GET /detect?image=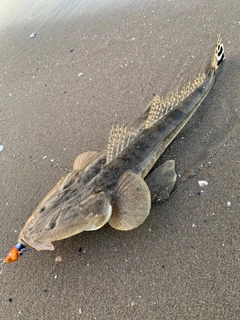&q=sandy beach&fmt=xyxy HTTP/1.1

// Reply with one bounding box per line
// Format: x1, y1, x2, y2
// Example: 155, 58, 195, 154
0, 0, 239, 319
